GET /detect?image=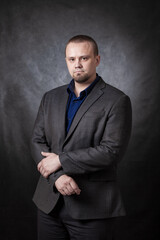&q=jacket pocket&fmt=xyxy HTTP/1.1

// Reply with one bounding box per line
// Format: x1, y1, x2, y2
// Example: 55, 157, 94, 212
84, 110, 105, 118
